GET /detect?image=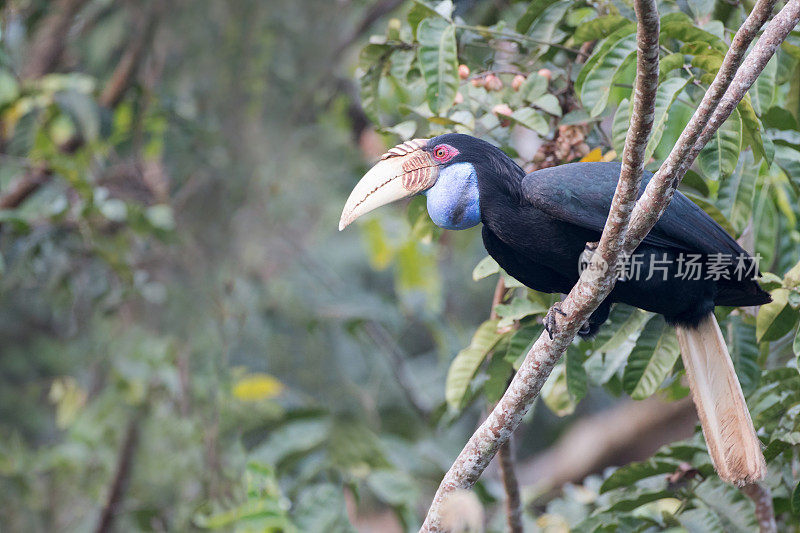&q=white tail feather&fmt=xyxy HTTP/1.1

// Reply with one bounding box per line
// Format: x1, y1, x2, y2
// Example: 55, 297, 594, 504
676, 314, 766, 486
